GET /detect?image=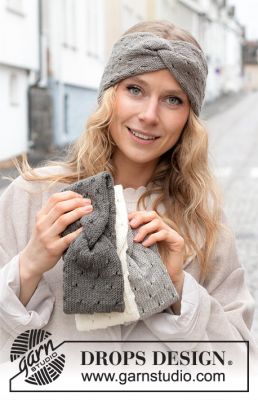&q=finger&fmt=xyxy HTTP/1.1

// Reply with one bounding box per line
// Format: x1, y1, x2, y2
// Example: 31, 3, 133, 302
37, 196, 91, 231
128, 211, 151, 220
128, 211, 139, 219
48, 205, 93, 237
129, 210, 159, 228
133, 218, 162, 242
53, 227, 84, 254
141, 230, 169, 247
60, 227, 83, 251
41, 197, 92, 227
40, 191, 85, 215
142, 230, 184, 252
